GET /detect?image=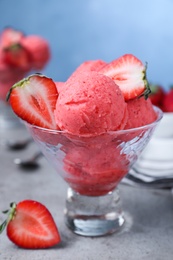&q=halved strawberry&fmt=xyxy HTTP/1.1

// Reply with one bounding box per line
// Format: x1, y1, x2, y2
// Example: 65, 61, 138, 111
7, 74, 59, 129
2, 43, 31, 70
0, 200, 61, 249
99, 54, 151, 100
